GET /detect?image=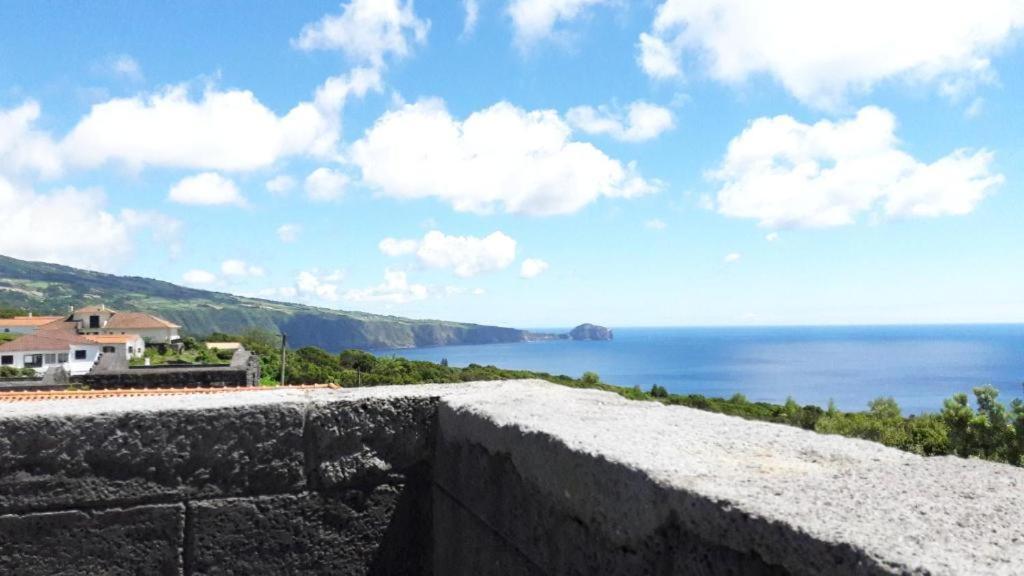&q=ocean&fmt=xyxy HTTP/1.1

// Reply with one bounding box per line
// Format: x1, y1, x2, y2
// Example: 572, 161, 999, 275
387, 325, 1024, 414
